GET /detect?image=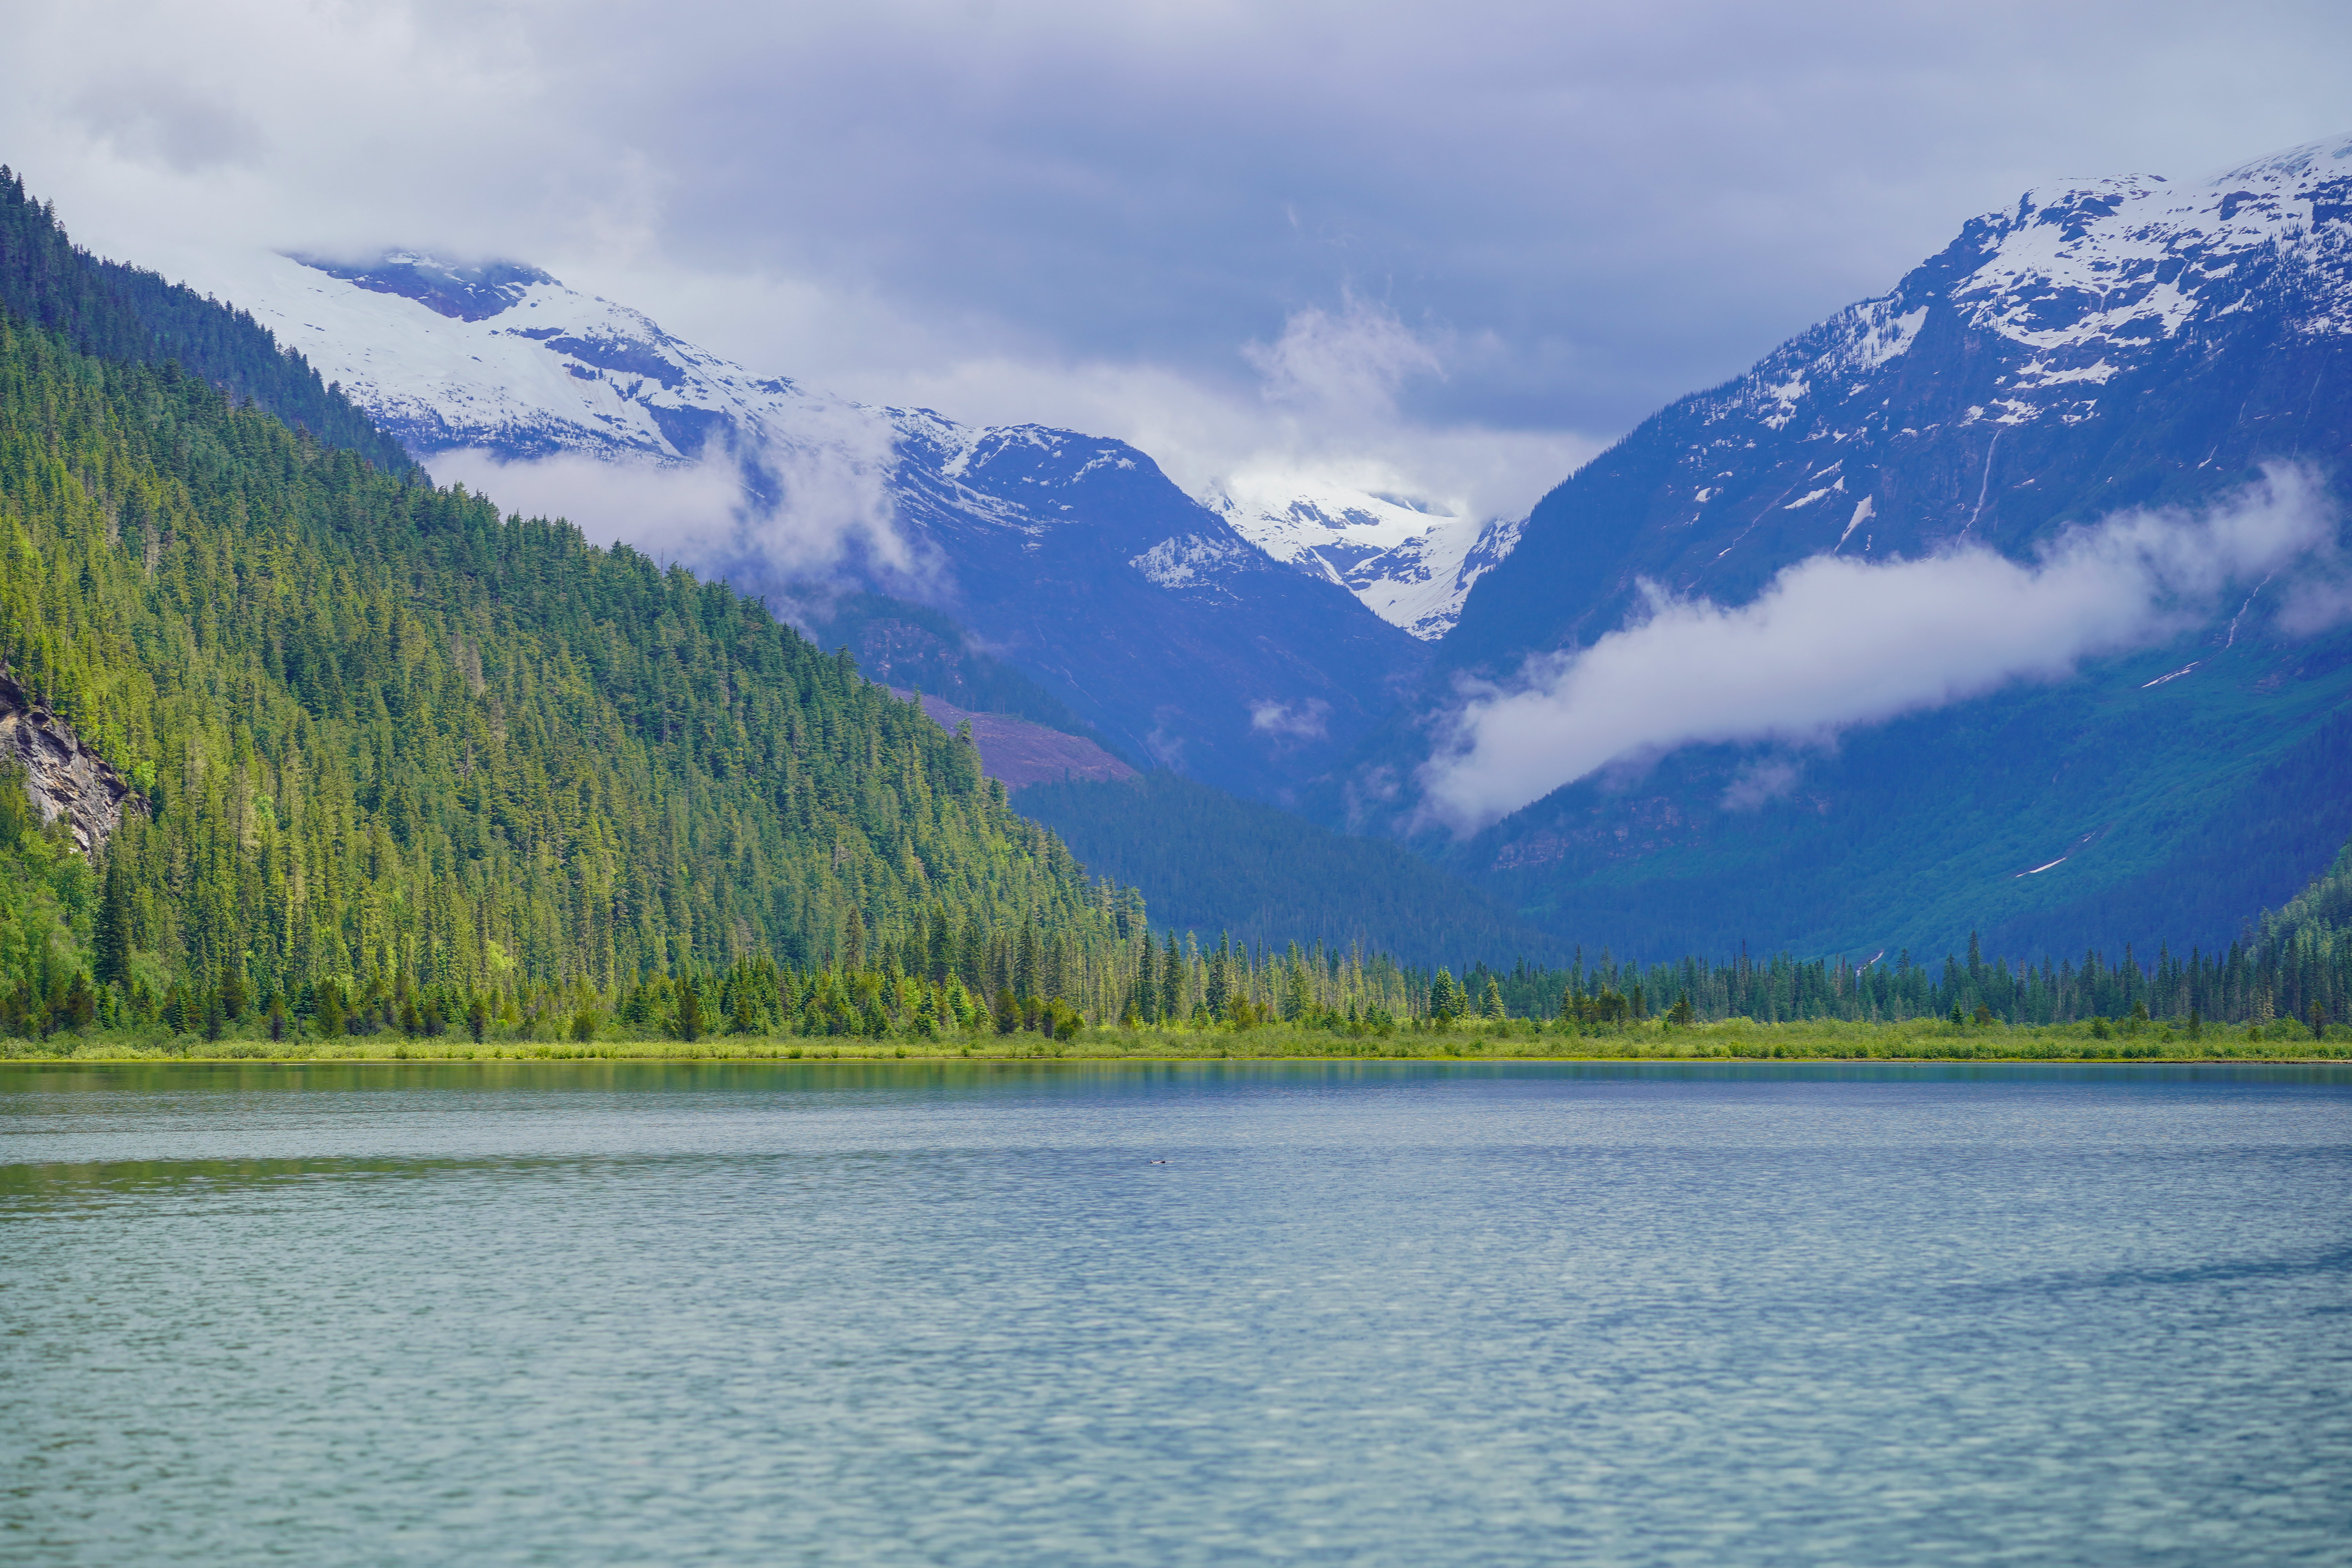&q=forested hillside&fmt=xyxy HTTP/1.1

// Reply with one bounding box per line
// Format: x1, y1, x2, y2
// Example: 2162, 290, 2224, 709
0, 305, 1145, 1040
0, 169, 413, 475
786, 589, 1126, 757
